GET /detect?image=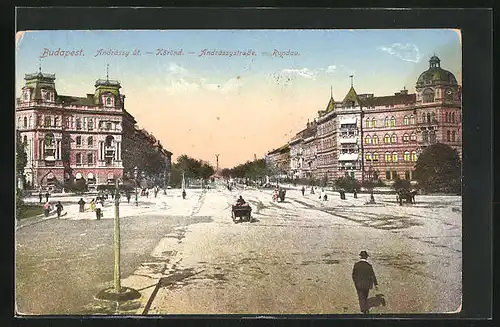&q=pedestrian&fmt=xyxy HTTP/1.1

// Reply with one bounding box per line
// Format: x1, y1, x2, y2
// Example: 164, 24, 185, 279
354, 189, 358, 199
89, 199, 96, 211
323, 194, 328, 201
126, 192, 131, 204
146, 189, 149, 198
78, 198, 86, 212
95, 201, 103, 220
45, 191, 50, 203
43, 201, 51, 217
370, 193, 375, 204
310, 187, 315, 195
111, 192, 115, 200
352, 250, 379, 314
38, 191, 43, 204
182, 189, 186, 199
55, 201, 64, 219
301, 186, 305, 196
